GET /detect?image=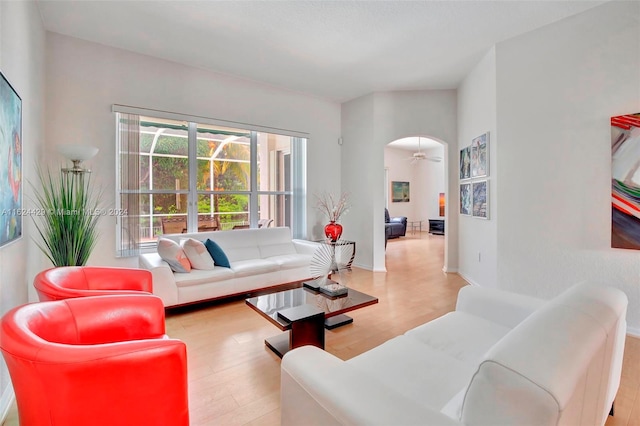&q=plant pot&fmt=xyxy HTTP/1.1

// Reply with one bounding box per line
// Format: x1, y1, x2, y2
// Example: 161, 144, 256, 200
324, 221, 343, 242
